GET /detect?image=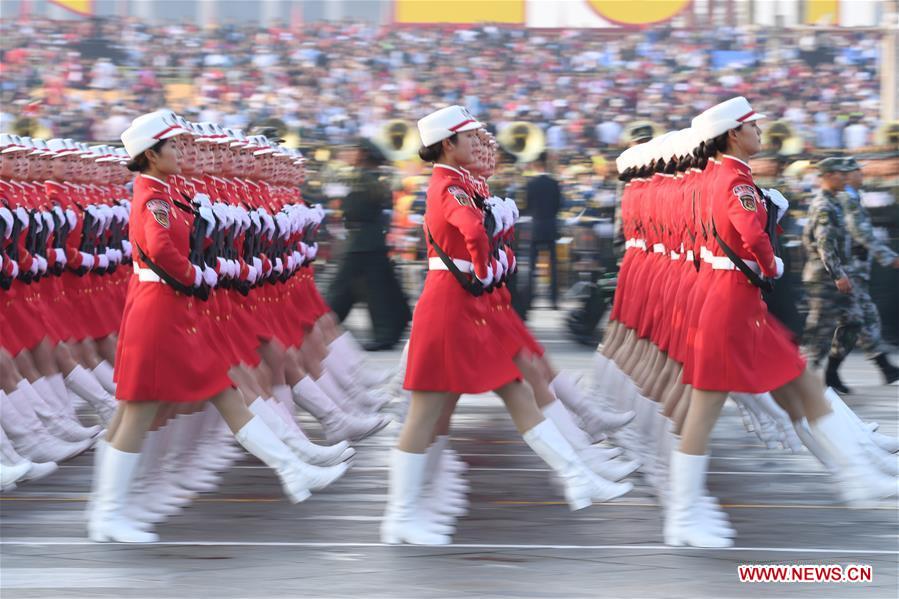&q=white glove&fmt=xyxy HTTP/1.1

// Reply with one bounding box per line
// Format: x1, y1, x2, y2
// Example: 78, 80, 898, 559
52, 205, 65, 225
246, 265, 258, 284
10, 259, 19, 278
43, 210, 57, 232
286, 254, 296, 271
497, 249, 509, 273
54, 248, 66, 266
506, 198, 520, 222
15, 206, 29, 227
0, 207, 14, 236
216, 257, 228, 277
212, 203, 231, 228
199, 206, 216, 237
494, 256, 505, 282
260, 212, 275, 238
65, 208, 77, 230
121, 240, 132, 258
79, 252, 94, 269
774, 256, 784, 279
292, 250, 302, 267
307, 242, 318, 262
192, 192, 212, 207
275, 213, 291, 238
274, 257, 284, 274
252, 256, 263, 275
202, 265, 218, 287
510, 253, 517, 273
476, 262, 494, 288
765, 188, 790, 223
193, 265, 203, 287
96, 254, 109, 270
